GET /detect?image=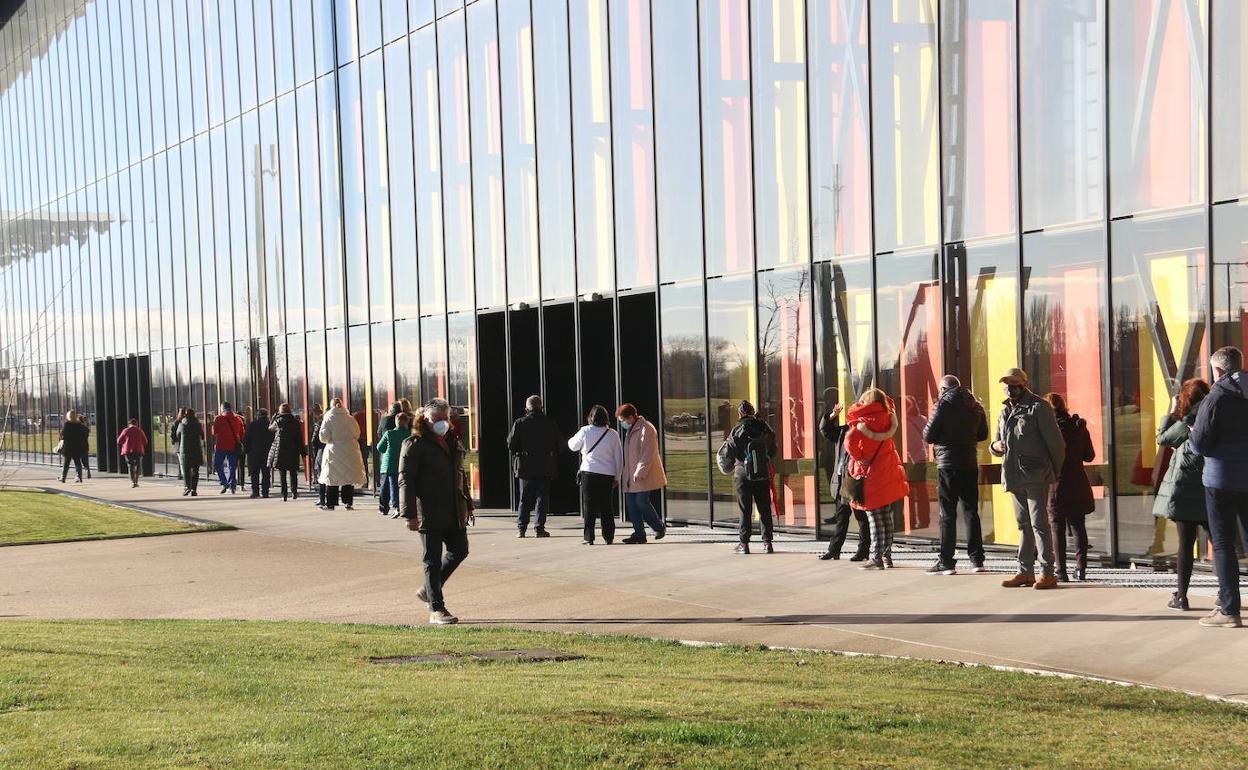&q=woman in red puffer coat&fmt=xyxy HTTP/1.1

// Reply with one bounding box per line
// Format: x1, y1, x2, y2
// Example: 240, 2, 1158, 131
844, 389, 910, 570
